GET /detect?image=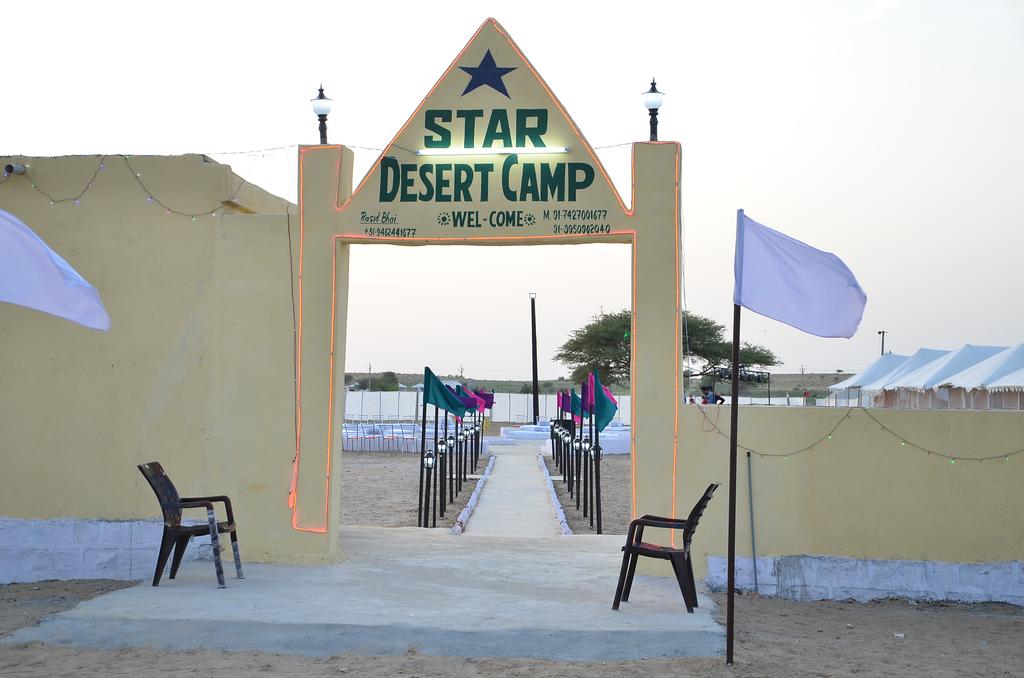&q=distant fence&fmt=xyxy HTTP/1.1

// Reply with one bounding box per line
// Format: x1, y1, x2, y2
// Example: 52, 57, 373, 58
342, 391, 632, 426
339, 391, 814, 451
